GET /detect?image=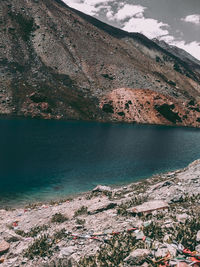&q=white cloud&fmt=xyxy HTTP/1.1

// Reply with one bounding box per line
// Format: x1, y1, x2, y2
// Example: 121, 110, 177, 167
181, 14, 200, 25
61, 1, 200, 61
114, 4, 146, 21
159, 35, 200, 61
106, 10, 114, 20
171, 40, 200, 60
159, 35, 175, 43
62, 0, 114, 16
110, 3, 169, 40
123, 17, 169, 39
